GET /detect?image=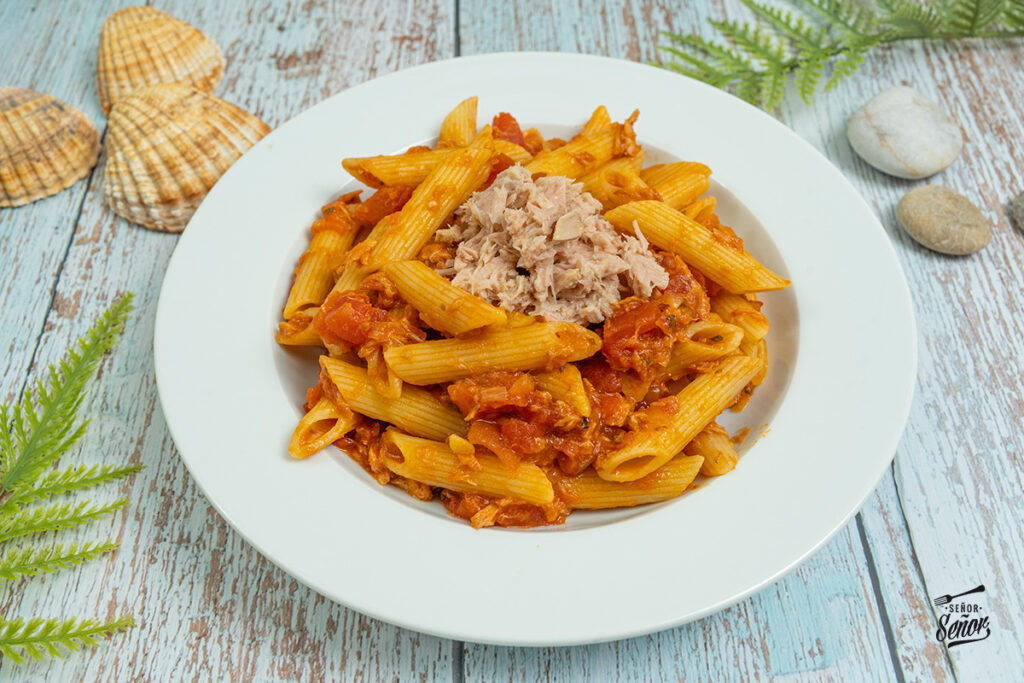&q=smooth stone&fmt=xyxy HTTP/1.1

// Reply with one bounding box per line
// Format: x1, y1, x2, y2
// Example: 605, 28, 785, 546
1010, 191, 1024, 230
847, 86, 963, 179
897, 185, 990, 255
